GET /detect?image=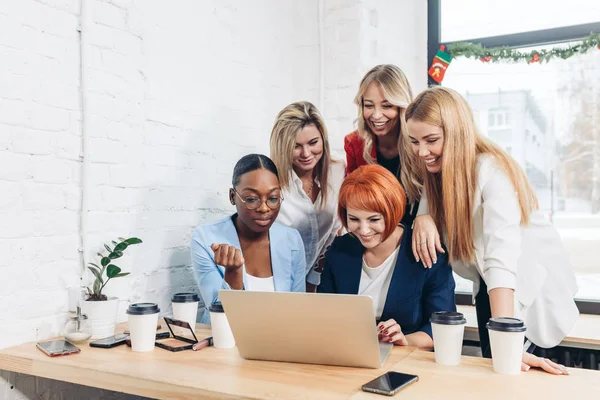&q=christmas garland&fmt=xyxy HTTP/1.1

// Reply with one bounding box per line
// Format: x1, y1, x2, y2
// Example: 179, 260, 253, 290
447, 32, 600, 64
428, 32, 600, 83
